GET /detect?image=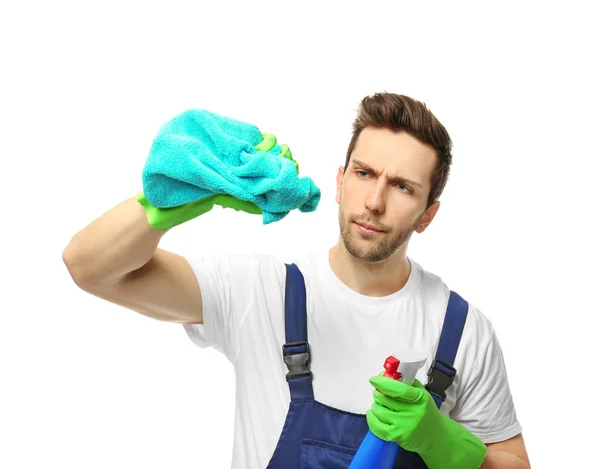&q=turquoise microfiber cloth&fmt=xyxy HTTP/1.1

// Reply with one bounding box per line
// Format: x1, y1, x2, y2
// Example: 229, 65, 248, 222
141, 109, 321, 224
